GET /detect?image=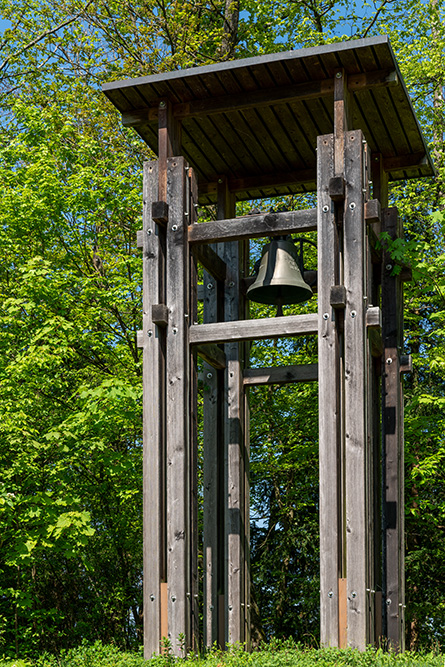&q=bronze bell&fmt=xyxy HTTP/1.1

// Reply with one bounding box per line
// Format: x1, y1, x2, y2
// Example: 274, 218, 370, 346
247, 236, 313, 307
